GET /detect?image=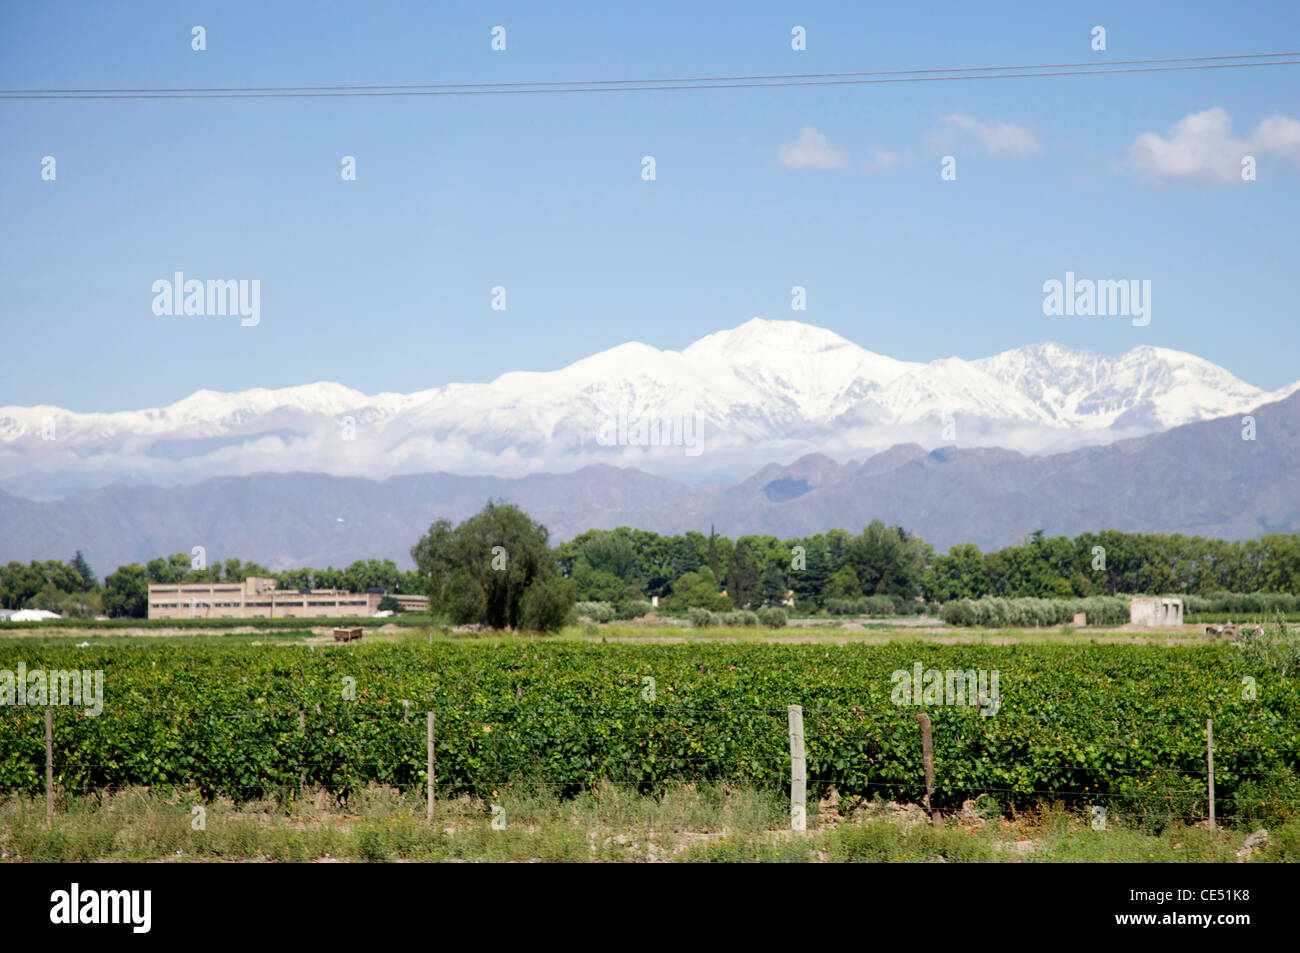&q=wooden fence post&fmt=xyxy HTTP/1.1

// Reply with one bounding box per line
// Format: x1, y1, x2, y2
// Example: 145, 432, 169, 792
788, 704, 806, 831
916, 712, 941, 828
45, 708, 54, 828
427, 712, 436, 823
1207, 718, 1215, 832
